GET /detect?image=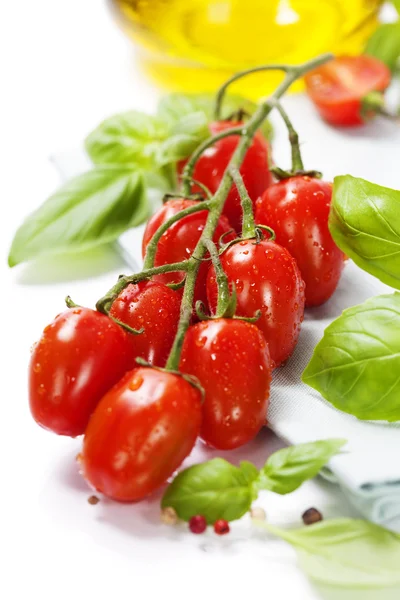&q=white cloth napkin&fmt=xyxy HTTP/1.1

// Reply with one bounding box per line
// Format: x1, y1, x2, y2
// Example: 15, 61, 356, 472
52, 149, 400, 531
